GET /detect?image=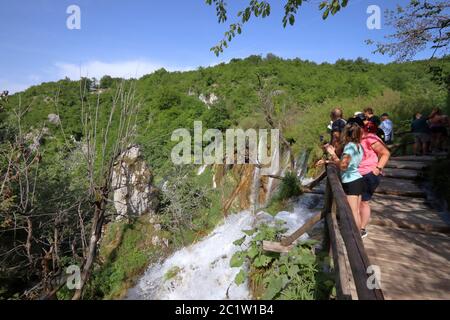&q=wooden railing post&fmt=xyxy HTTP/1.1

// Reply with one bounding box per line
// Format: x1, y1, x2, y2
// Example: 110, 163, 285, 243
325, 164, 384, 300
